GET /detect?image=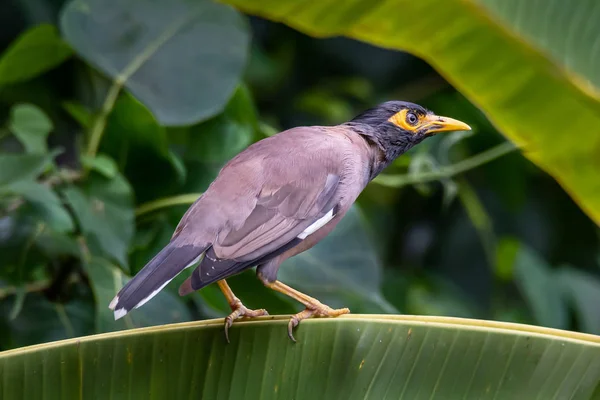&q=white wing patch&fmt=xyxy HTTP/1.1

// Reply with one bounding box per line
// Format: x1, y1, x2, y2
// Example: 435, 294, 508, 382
297, 208, 335, 239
